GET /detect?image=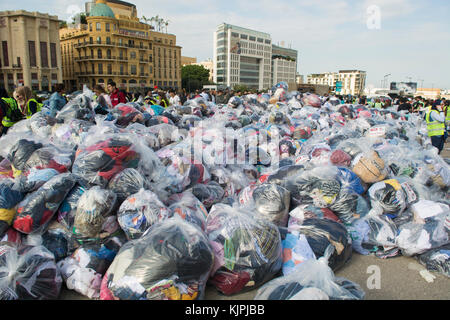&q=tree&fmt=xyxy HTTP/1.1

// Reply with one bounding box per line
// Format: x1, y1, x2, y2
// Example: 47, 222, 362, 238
182, 65, 210, 92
